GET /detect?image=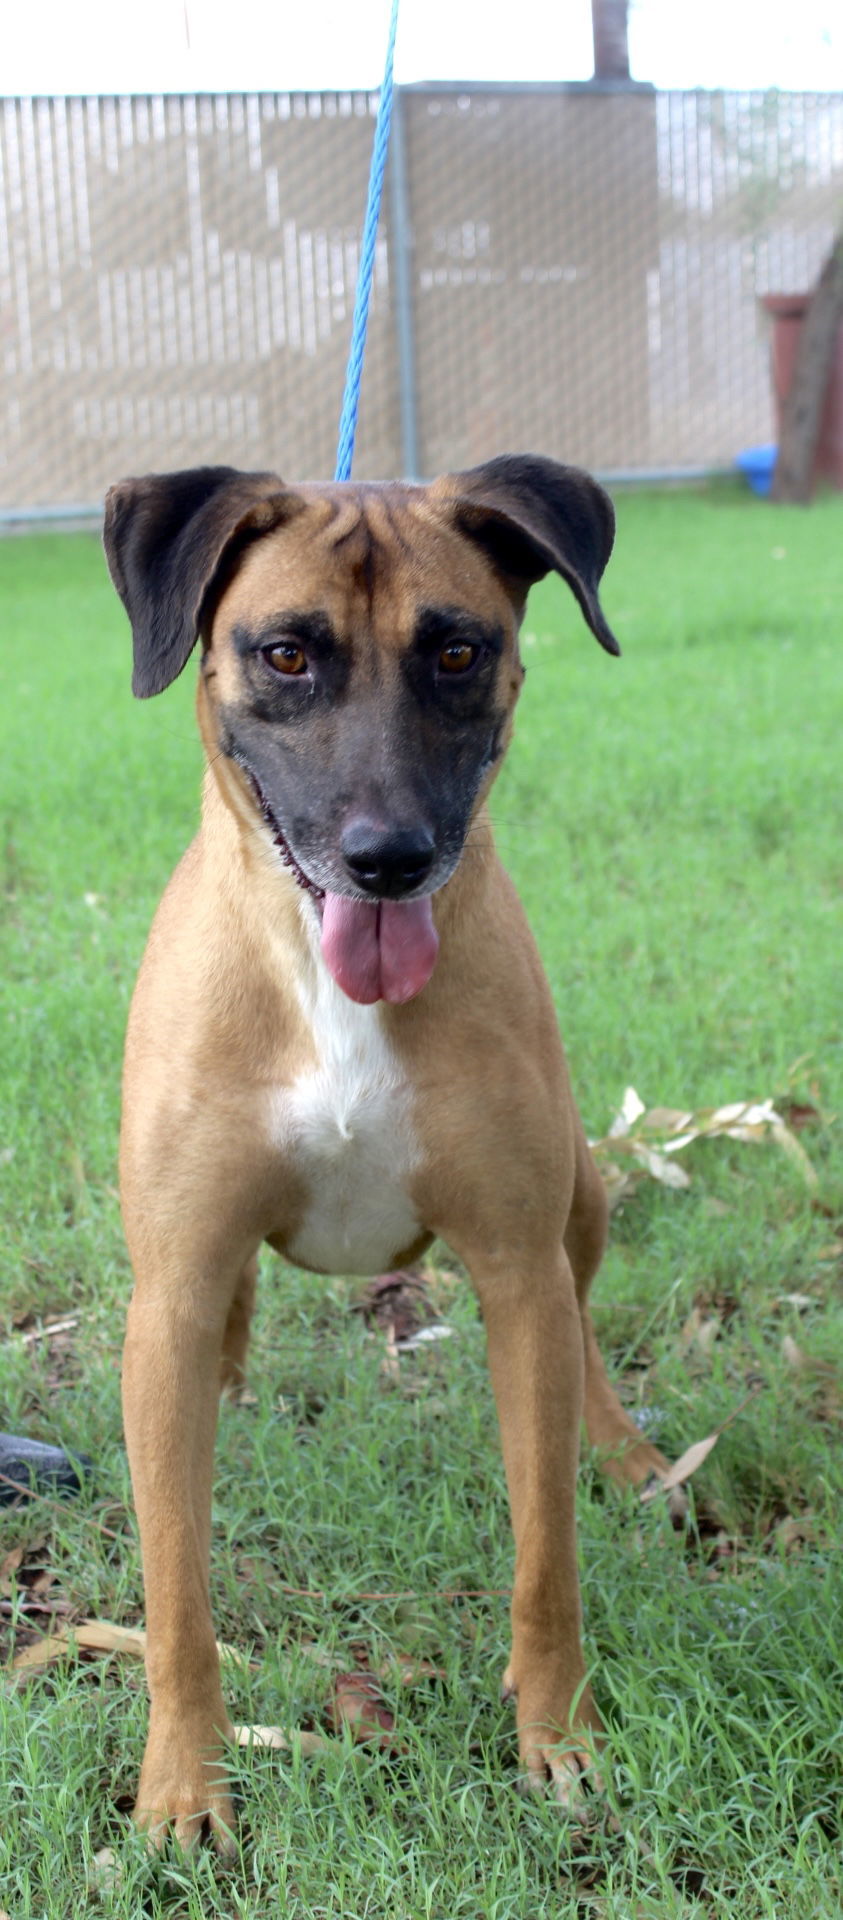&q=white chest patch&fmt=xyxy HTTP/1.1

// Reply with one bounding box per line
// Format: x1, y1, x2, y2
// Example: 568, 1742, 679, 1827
269, 943, 422, 1275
